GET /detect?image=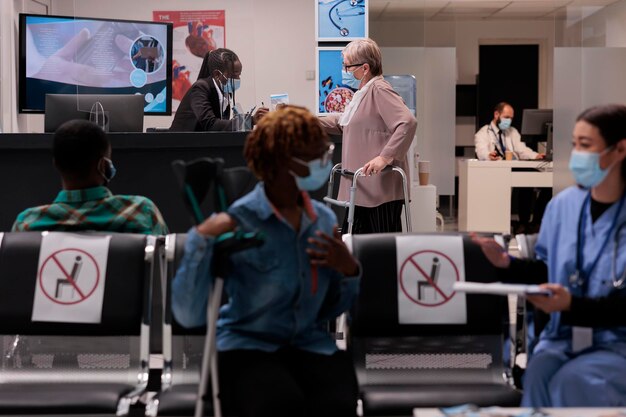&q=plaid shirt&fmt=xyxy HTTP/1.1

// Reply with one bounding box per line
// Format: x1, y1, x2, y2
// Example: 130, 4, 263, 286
12, 186, 168, 235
